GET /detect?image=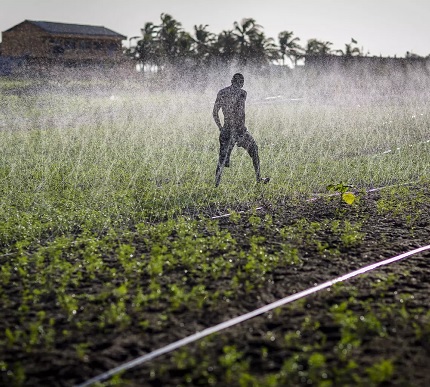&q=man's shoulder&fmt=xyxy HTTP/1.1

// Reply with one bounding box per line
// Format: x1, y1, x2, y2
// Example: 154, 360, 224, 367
217, 86, 247, 97
217, 86, 231, 96
237, 88, 247, 100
